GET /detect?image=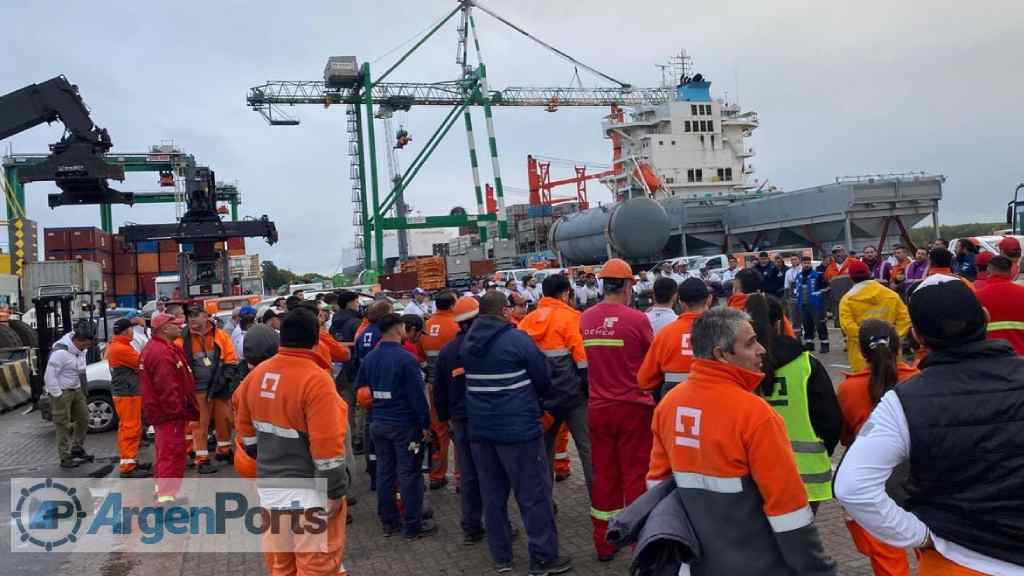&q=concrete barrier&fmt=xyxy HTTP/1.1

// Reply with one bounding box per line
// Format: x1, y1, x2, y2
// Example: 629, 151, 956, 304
0, 359, 32, 412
